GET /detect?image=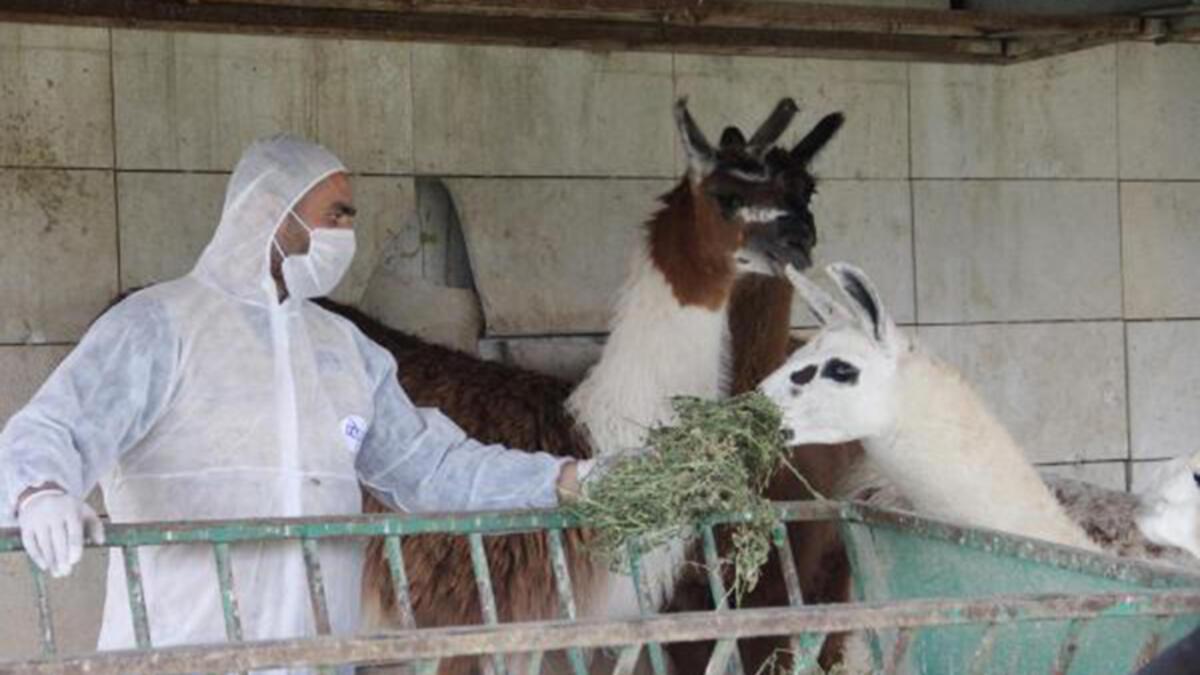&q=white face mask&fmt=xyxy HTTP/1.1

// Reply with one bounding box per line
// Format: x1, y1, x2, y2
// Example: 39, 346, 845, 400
275, 210, 357, 300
